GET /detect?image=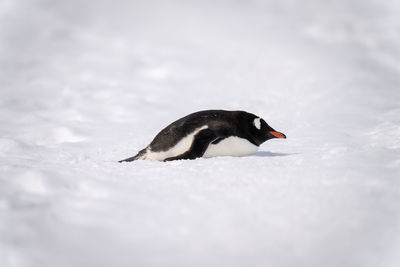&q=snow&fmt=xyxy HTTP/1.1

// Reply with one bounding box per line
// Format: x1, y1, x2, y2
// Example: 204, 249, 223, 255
1, 0, 400, 266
